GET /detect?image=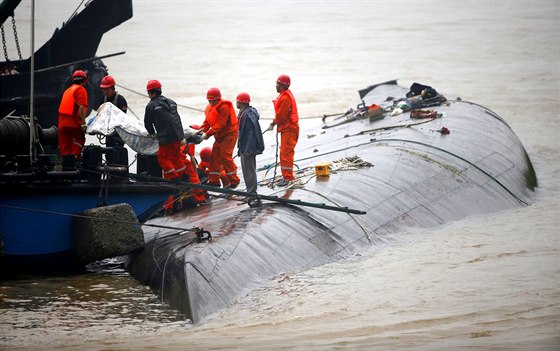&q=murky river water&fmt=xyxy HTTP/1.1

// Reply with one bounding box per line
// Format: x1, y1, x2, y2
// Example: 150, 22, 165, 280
1, 1, 558, 350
